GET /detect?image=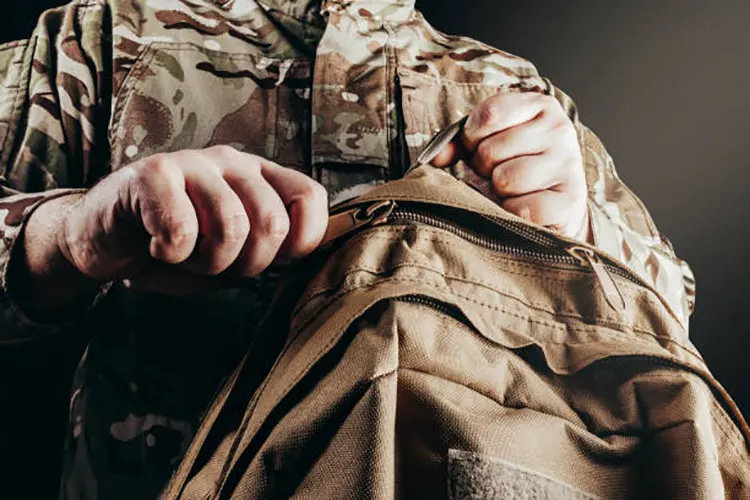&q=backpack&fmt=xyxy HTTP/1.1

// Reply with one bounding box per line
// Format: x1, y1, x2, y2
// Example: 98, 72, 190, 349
162, 120, 750, 500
